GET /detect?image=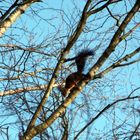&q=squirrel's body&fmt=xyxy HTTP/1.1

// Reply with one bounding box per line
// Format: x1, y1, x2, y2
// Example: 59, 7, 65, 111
59, 49, 93, 97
